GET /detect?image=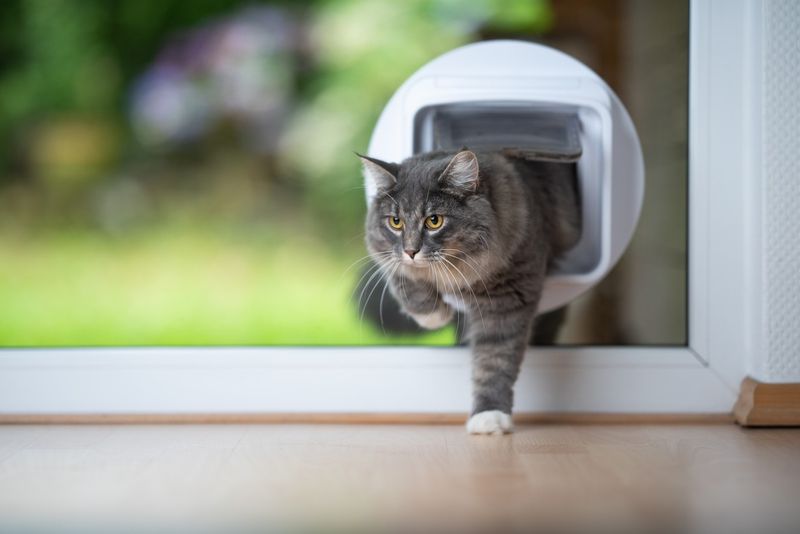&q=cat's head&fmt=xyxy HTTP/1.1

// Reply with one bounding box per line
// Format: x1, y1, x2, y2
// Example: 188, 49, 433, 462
362, 150, 495, 283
